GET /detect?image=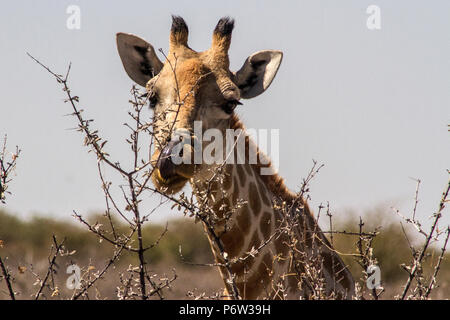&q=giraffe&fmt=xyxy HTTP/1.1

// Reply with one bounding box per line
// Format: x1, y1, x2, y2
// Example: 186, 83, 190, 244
116, 16, 355, 299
